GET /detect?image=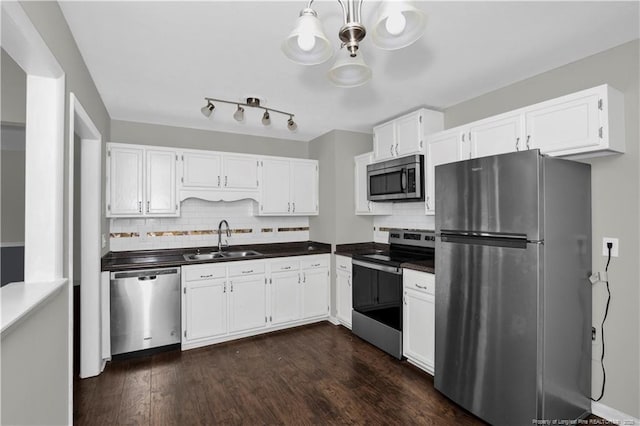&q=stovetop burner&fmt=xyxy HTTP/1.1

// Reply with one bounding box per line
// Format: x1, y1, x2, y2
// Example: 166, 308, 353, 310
353, 229, 435, 267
